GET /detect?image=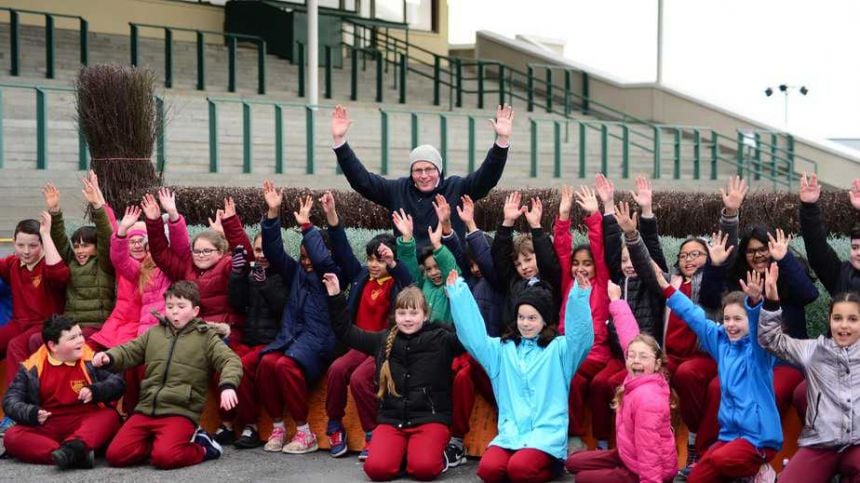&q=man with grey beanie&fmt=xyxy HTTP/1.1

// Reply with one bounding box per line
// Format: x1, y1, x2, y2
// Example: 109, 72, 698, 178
330, 104, 514, 248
